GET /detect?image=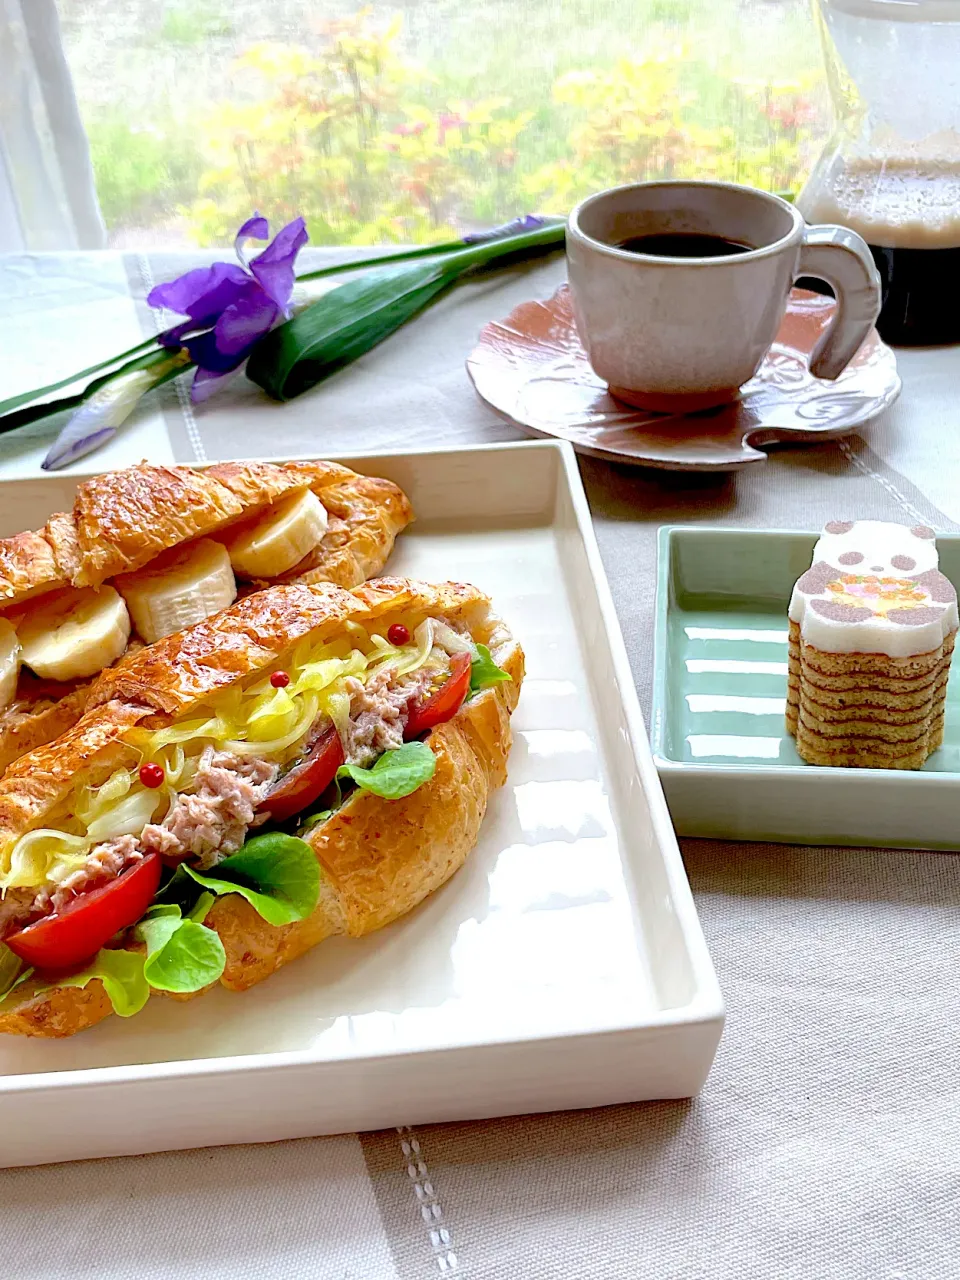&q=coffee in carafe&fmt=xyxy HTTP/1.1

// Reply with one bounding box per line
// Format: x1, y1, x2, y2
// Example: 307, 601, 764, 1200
799, 154, 960, 345
797, 0, 960, 345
